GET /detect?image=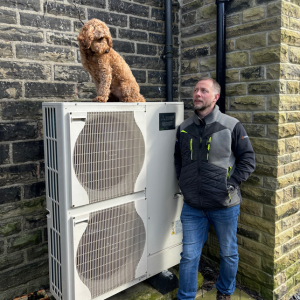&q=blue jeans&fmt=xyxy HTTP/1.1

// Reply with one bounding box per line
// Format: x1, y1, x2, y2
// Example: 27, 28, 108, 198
177, 203, 240, 300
